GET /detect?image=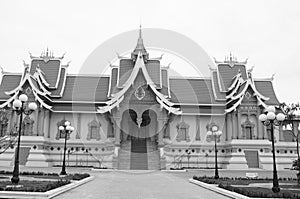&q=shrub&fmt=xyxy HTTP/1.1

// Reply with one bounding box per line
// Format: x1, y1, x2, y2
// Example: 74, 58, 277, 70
70, 173, 90, 181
